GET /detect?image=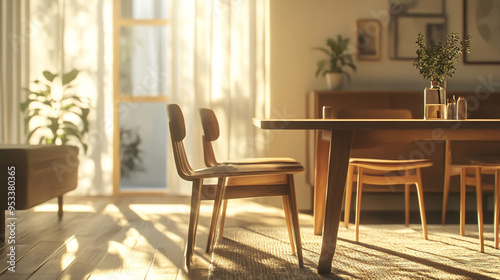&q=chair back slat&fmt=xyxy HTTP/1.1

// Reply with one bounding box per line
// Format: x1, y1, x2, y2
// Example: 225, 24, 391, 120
199, 108, 220, 140
202, 135, 218, 166
167, 104, 193, 180
167, 104, 186, 141
199, 108, 220, 166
